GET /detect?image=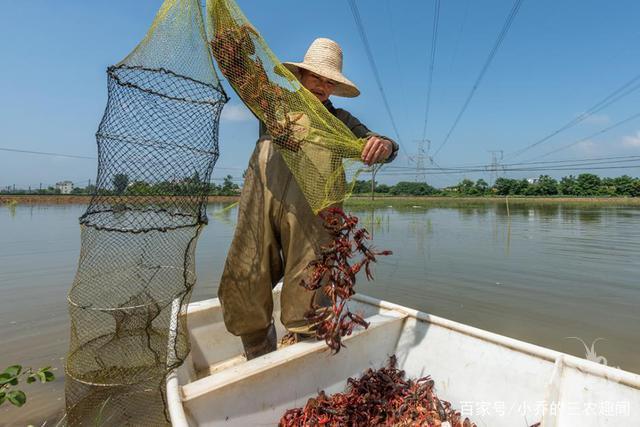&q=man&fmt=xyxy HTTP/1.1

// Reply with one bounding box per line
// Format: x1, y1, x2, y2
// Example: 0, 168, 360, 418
218, 38, 399, 359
